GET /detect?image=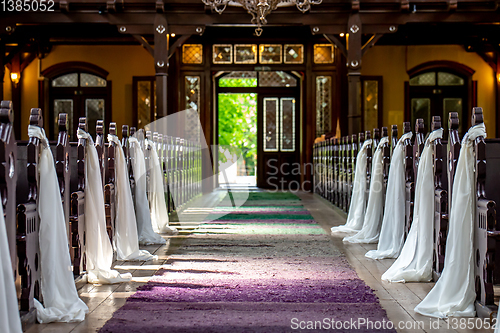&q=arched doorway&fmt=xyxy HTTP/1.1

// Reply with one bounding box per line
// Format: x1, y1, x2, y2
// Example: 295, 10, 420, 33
405, 61, 476, 135
40, 62, 112, 140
